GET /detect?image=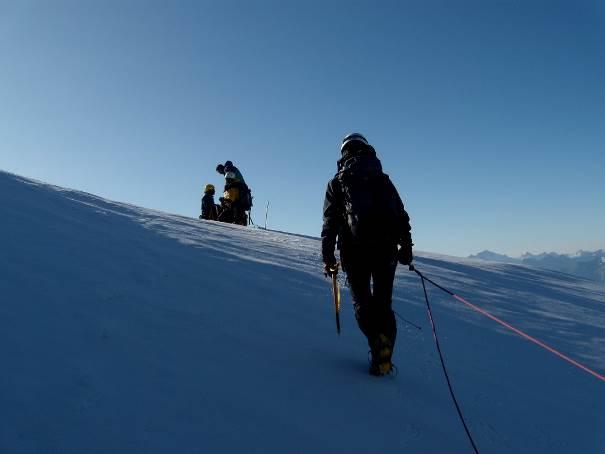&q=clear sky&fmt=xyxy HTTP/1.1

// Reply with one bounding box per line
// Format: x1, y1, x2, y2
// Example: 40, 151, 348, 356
1, 0, 603, 257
